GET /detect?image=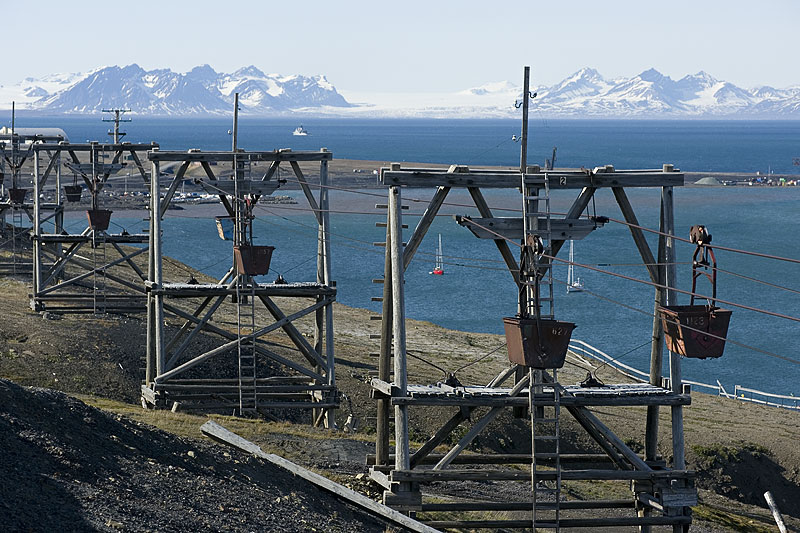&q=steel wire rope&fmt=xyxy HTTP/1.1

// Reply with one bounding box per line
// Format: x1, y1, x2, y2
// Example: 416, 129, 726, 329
452, 216, 800, 368
461, 216, 800, 324
549, 274, 800, 368
276, 174, 522, 213
253, 203, 511, 267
